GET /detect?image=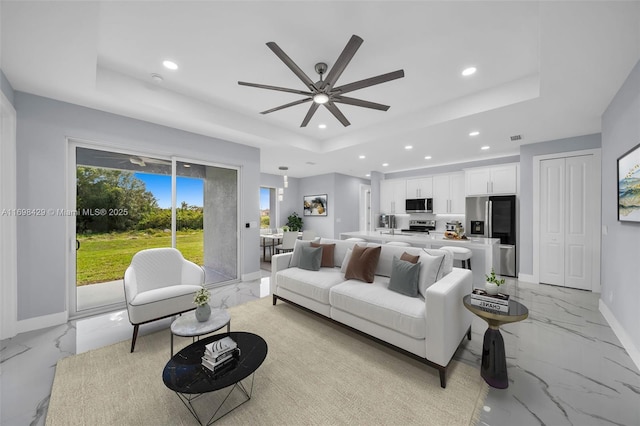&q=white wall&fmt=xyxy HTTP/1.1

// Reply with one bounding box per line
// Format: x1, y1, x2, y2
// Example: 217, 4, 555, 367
601, 59, 640, 366
14, 92, 261, 323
